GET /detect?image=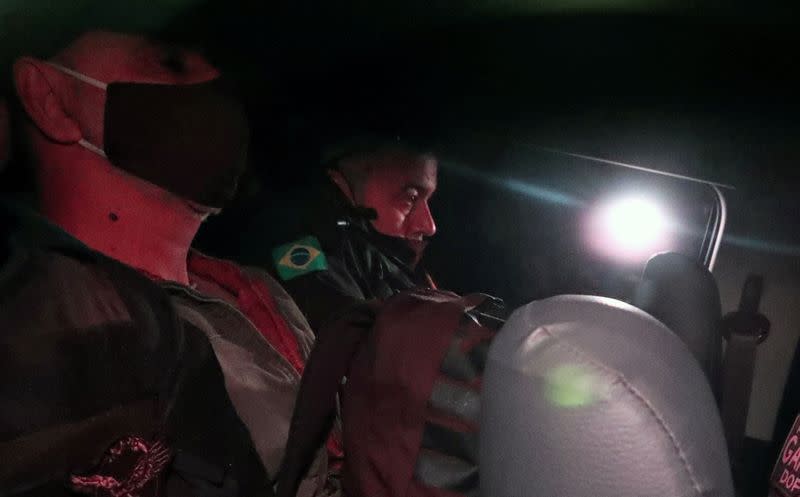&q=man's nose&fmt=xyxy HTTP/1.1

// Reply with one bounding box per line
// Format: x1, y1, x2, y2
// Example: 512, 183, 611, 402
410, 201, 436, 238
